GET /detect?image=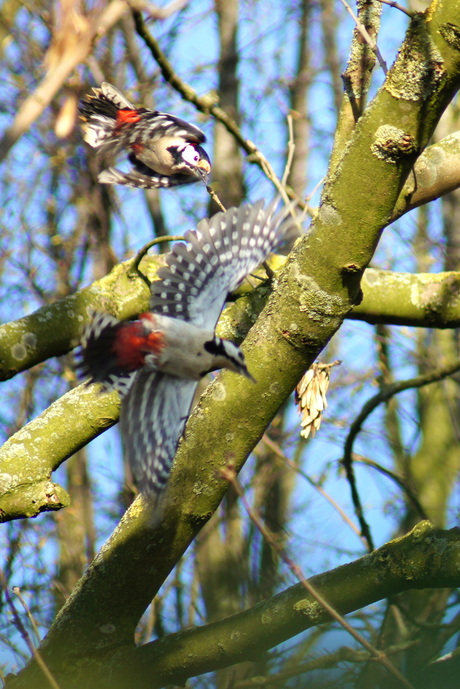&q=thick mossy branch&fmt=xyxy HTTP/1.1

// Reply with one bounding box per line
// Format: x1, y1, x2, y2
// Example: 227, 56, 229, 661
0, 385, 120, 521
0, 255, 159, 382
3, 264, 458, 522
0, 480, 70, 522
350, 268, 460, 327
119, 522, 460, 689
7, 522, 460, 689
